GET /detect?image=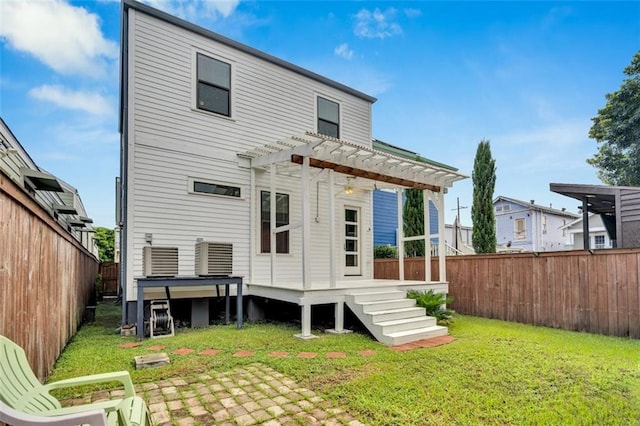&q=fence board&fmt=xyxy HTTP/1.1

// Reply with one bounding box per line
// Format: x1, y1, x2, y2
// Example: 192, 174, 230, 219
375, 249, 640, 339
1, 173, 98, 381
100, 262, 120, 295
